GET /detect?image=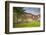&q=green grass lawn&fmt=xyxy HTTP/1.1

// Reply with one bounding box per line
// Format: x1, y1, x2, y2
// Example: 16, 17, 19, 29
13, 20, 40, 28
